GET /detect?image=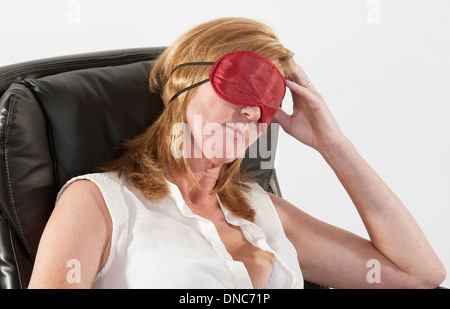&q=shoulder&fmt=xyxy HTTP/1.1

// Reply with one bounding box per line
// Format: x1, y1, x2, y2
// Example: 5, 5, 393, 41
55, 175, 113, 247
59, 177, 103, 202
241, 182, 286, 227
266, 191, 314, 235
29, 174, 114, 288
240, 181, 304, 220
55, 173, 118, 262
58, 177, 110, 221
57, 172, 122, 201
57, 173, 119, 221
242, 181, 301, 222
57, 172, 125, 225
